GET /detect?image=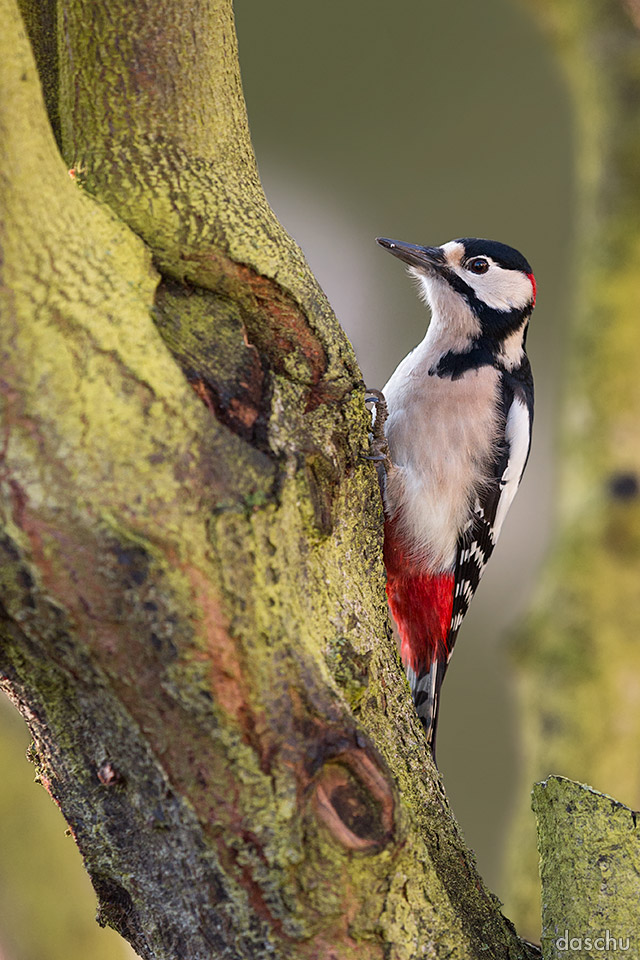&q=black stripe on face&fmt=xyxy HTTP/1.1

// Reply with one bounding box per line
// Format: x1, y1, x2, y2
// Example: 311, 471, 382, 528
439, 269, 533, 338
